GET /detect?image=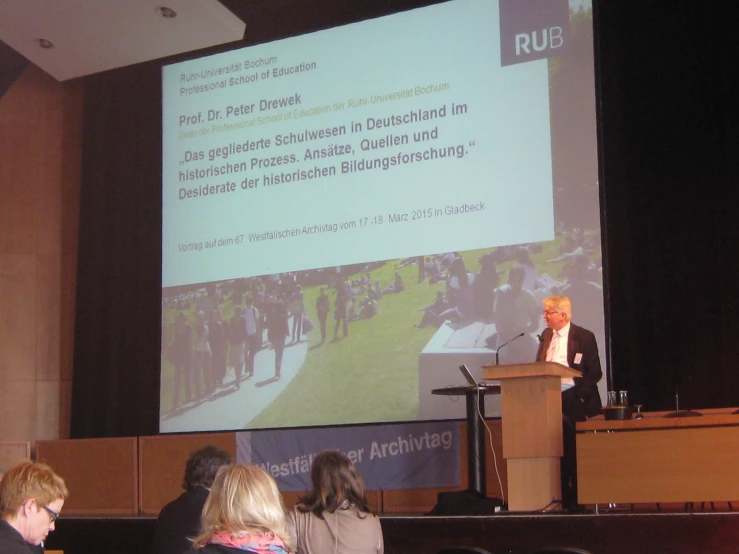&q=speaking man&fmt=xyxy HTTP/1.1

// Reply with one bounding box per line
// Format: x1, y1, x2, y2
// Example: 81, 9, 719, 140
536, 295, 602, 510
